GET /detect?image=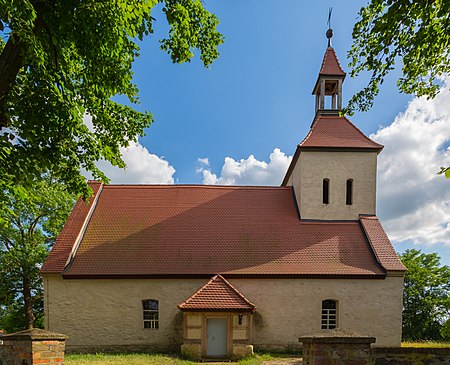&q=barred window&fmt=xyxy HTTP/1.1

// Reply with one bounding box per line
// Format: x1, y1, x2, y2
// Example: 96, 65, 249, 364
321, 299, 337, 329
143, 299, 159, 329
